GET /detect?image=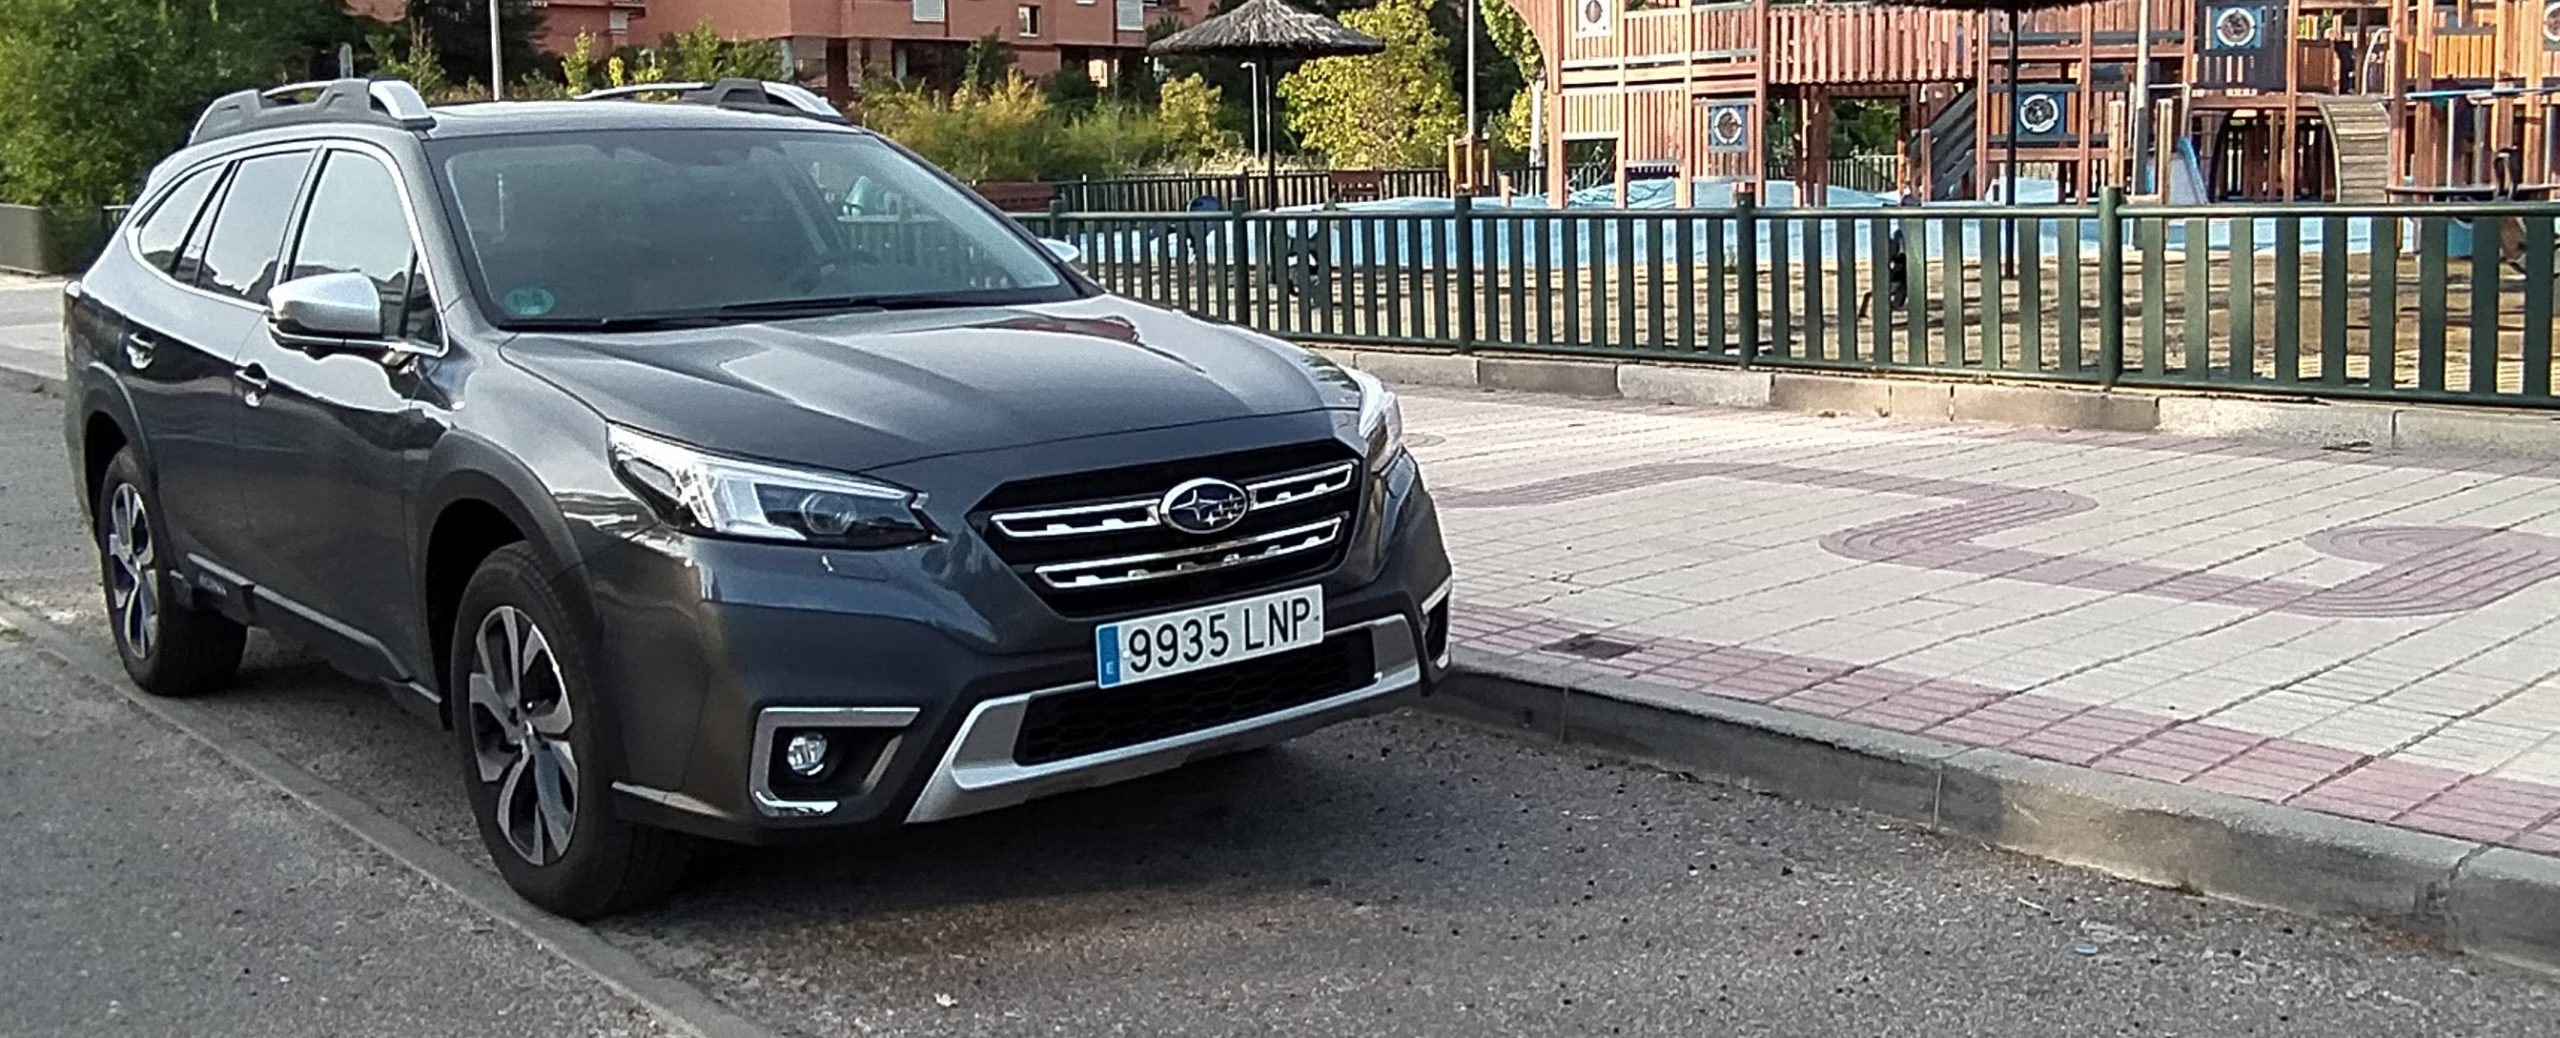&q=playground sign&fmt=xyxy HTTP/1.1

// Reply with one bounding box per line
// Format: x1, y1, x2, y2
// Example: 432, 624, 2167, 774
1576, 0, 1610, 37
1704, 101, 1750, 153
